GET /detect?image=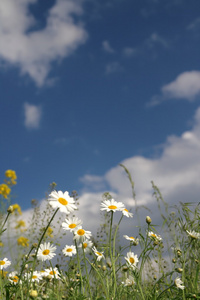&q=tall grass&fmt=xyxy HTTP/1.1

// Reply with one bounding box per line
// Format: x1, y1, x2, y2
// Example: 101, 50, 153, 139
0, 167, 200, 299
